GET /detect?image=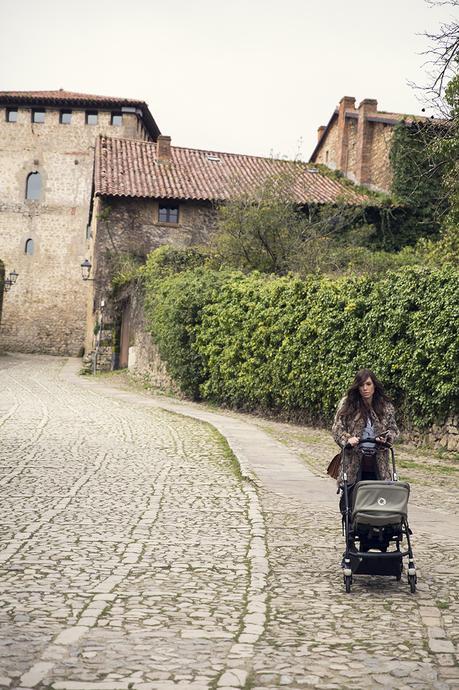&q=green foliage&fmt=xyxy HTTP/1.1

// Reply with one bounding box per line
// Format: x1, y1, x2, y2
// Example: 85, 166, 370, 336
389, 121, 445, 244
142, 247, 234, 398
110, 253, 144, 288
142, 244, 210, 280
215, 173, 311, 275
214, 168, 431, 276
433, 64, 459, 230
143, 250, 459, 428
